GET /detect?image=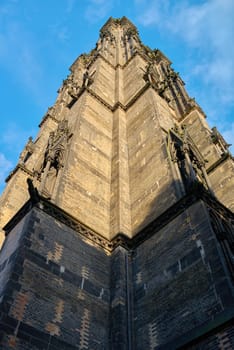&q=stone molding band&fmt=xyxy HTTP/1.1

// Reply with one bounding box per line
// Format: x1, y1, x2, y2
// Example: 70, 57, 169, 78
4, 182, 234, 254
